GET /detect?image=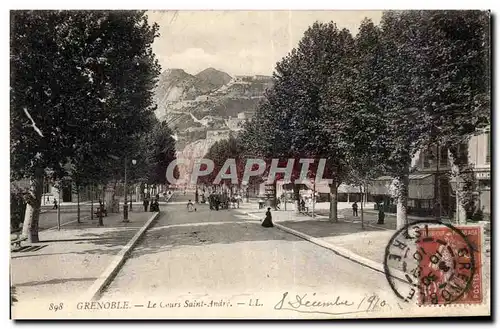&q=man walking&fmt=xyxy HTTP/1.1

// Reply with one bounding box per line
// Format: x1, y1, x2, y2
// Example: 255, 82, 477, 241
352, 201, 358, 217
